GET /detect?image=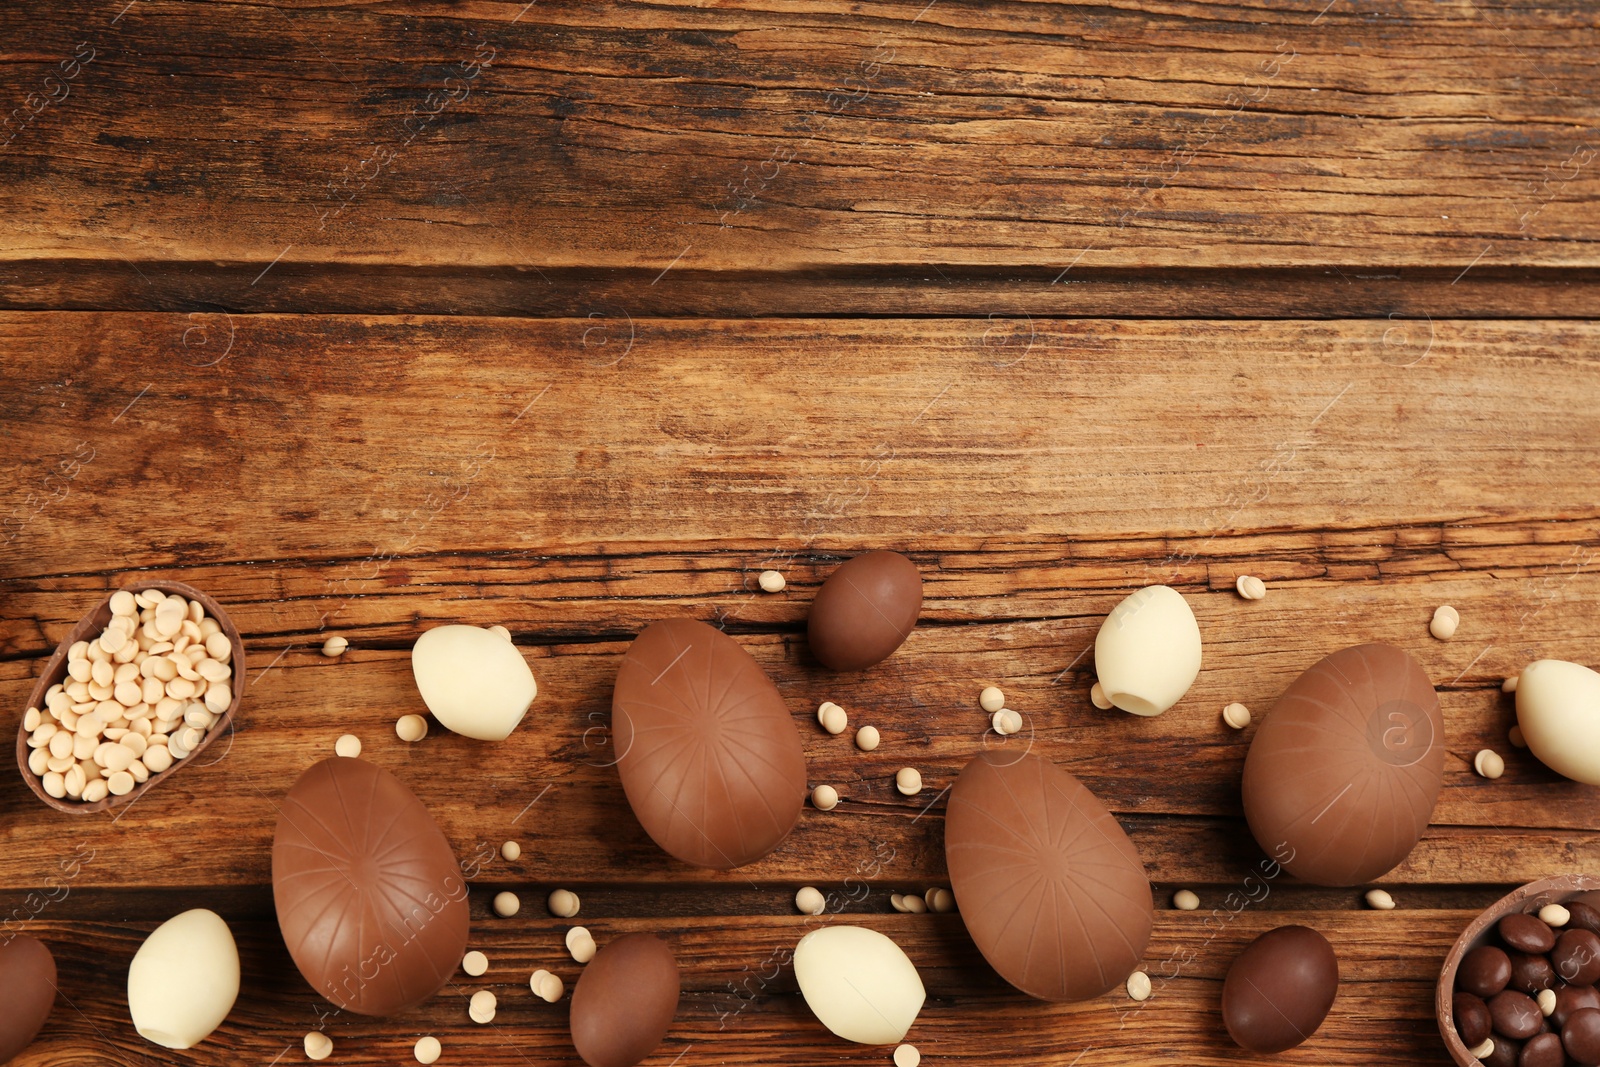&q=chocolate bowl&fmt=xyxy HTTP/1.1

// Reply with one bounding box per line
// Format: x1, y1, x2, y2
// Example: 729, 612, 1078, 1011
15, 580, 247, 814
1437, 874, 1600, 1066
